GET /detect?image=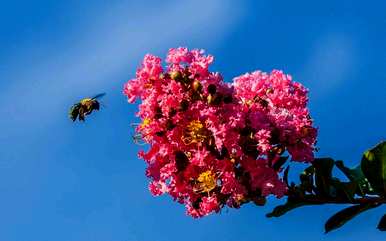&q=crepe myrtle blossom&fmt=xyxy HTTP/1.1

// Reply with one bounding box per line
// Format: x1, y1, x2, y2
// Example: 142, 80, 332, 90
124, 47, 317, 218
